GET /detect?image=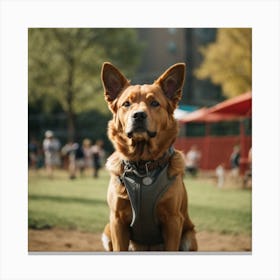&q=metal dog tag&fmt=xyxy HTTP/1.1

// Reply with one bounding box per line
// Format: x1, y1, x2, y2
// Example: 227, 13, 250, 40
142, 176, 153, 186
